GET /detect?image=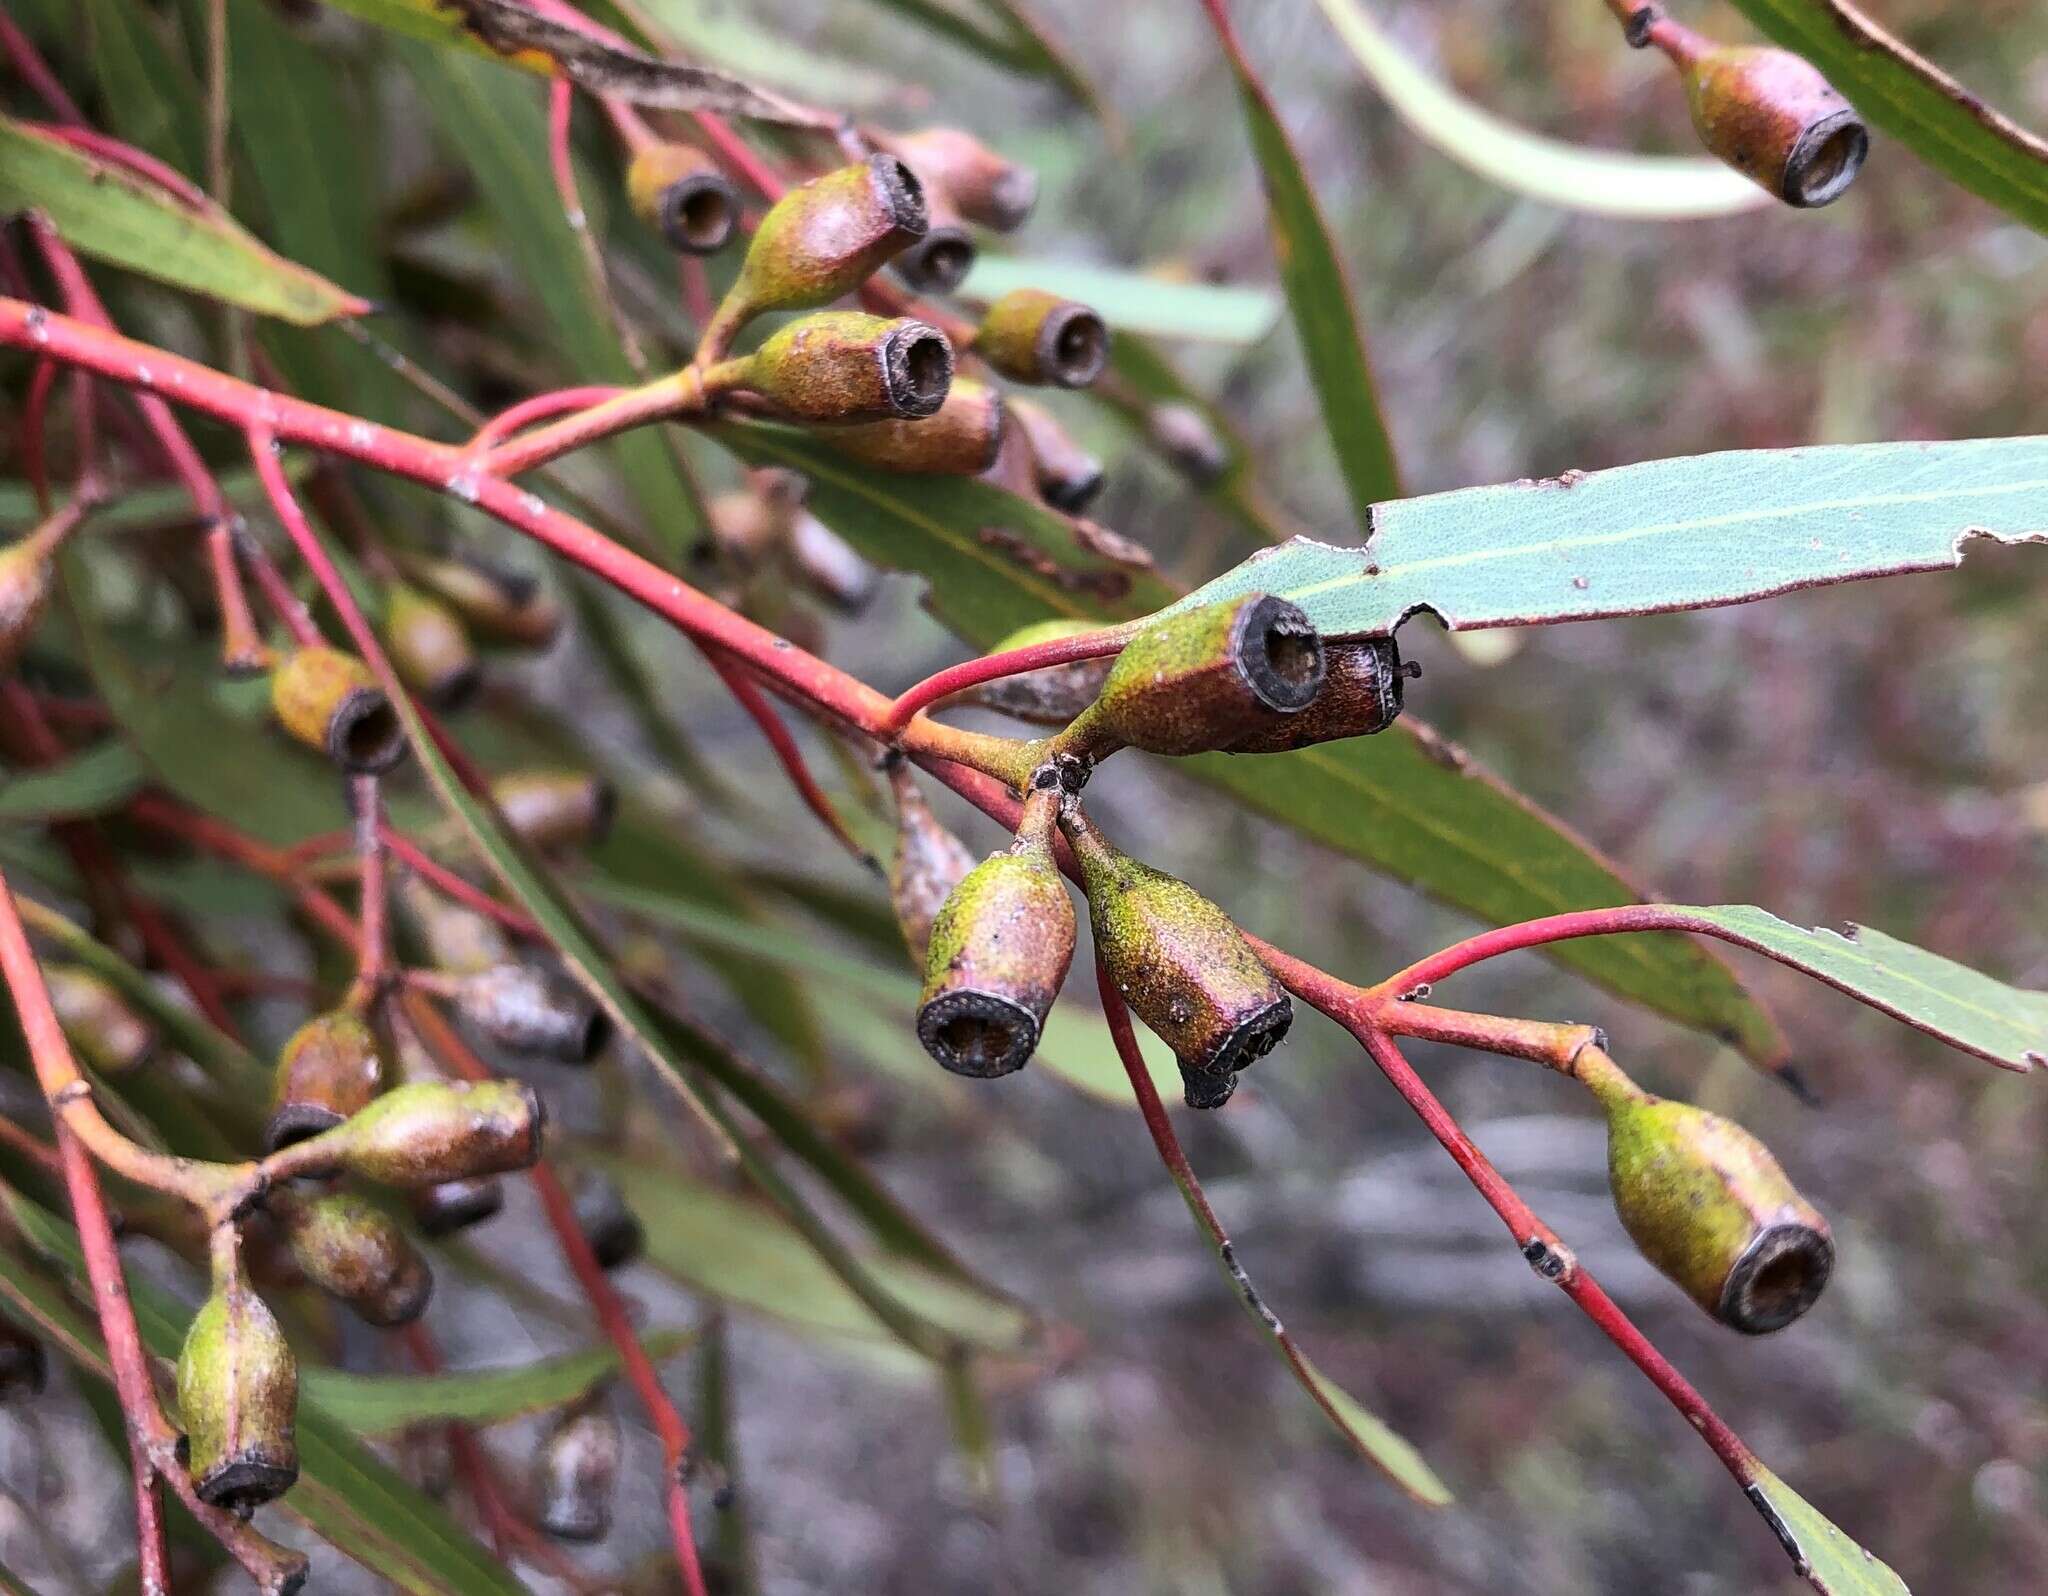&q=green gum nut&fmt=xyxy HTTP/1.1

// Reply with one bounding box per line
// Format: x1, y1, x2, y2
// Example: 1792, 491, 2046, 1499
1684, 47, 1867, 208
722, 154, 928, 325
976, 289, 1109, 389
893, 188, 976, 294
267, 1008, 385, 1152
625, 141, 740, 255
1064, 593, 1325, 761
398, 552, 562, 650
302, 1080, 545, 1187
490, 769, 618, 853
277, 1192, 433, 1328
176, 1253, 299, 1512
823, 377, 1006, 475
383, 583, 481, 713
1584, 1053, 1834, 1334
46, 965, 155, 1076
456, 962, 612, 1064
741, 312, 954, 424
269, 645, 408, 775
1062, 806, 1291, 1109
874, 128, 1037, 232
1226, 637, 1410, 753
916, 782, 1075, 1078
